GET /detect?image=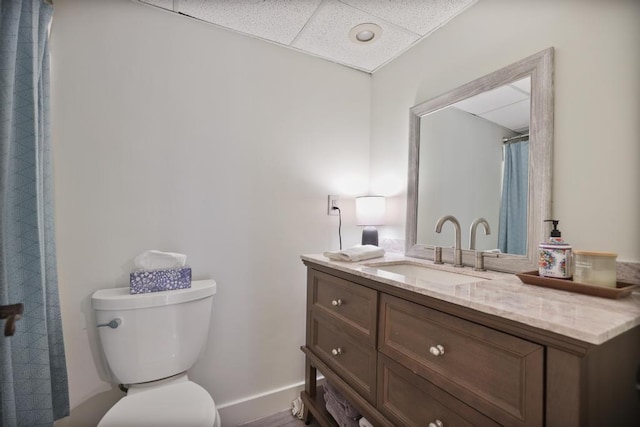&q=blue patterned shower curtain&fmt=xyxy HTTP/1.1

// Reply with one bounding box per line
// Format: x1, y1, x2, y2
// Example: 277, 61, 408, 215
498, 140, 529, 255
0, 1, 70, 425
